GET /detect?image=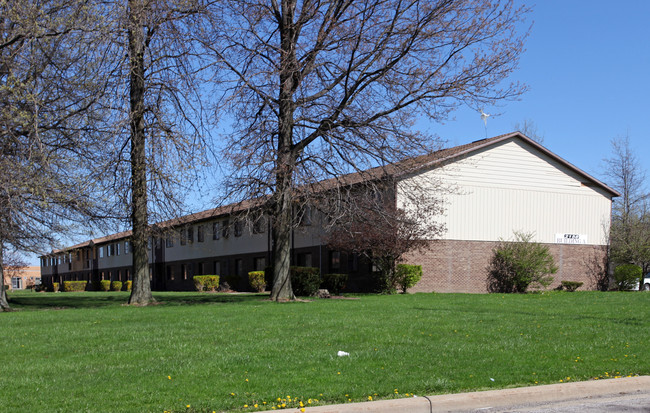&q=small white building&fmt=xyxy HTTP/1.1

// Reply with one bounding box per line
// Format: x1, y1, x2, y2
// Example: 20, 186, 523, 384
40, 132, 618, 292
